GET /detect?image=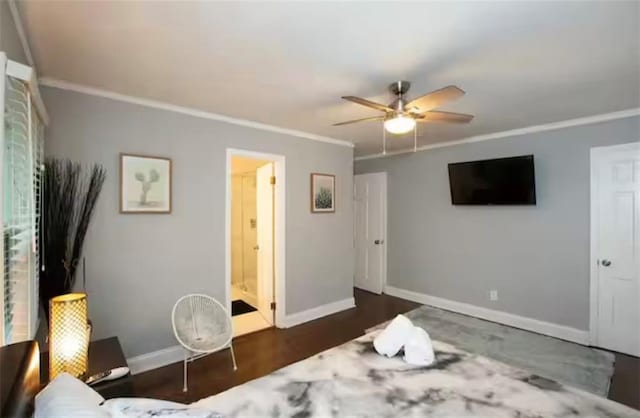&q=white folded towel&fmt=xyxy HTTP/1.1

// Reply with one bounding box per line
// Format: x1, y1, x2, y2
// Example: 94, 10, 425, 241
403, 326, 435, 366
373, 314, 414, 357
